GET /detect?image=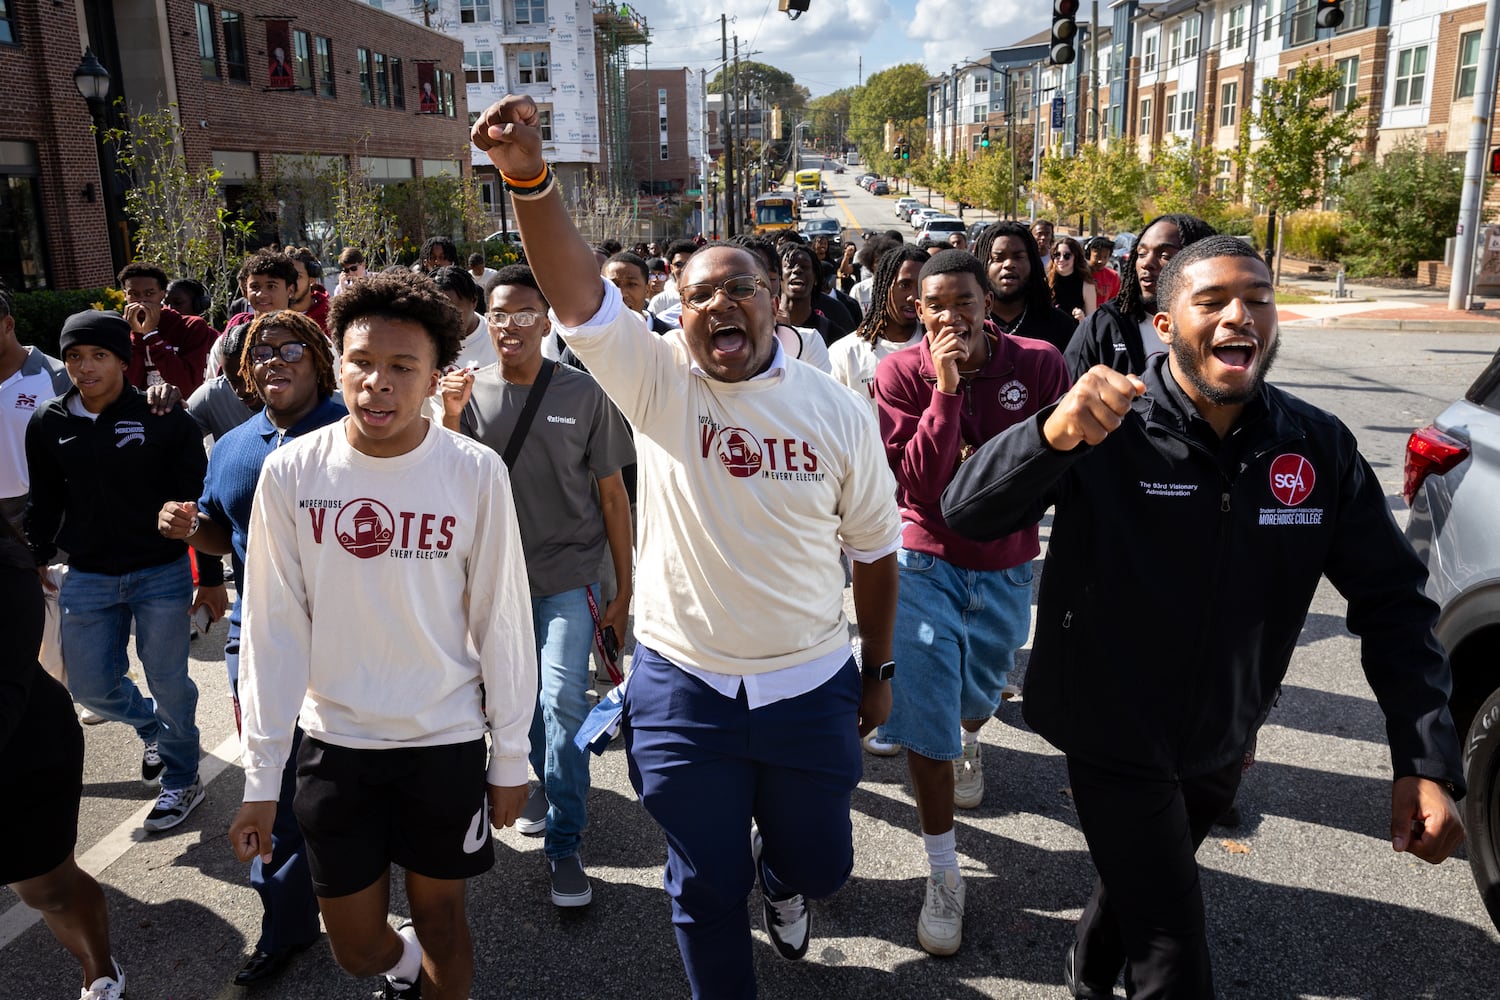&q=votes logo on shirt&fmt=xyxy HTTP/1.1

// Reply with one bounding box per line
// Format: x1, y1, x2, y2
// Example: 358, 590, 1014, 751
303, 496, 458, 560
714, 426, 762, 477
699, 417, 825, 483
